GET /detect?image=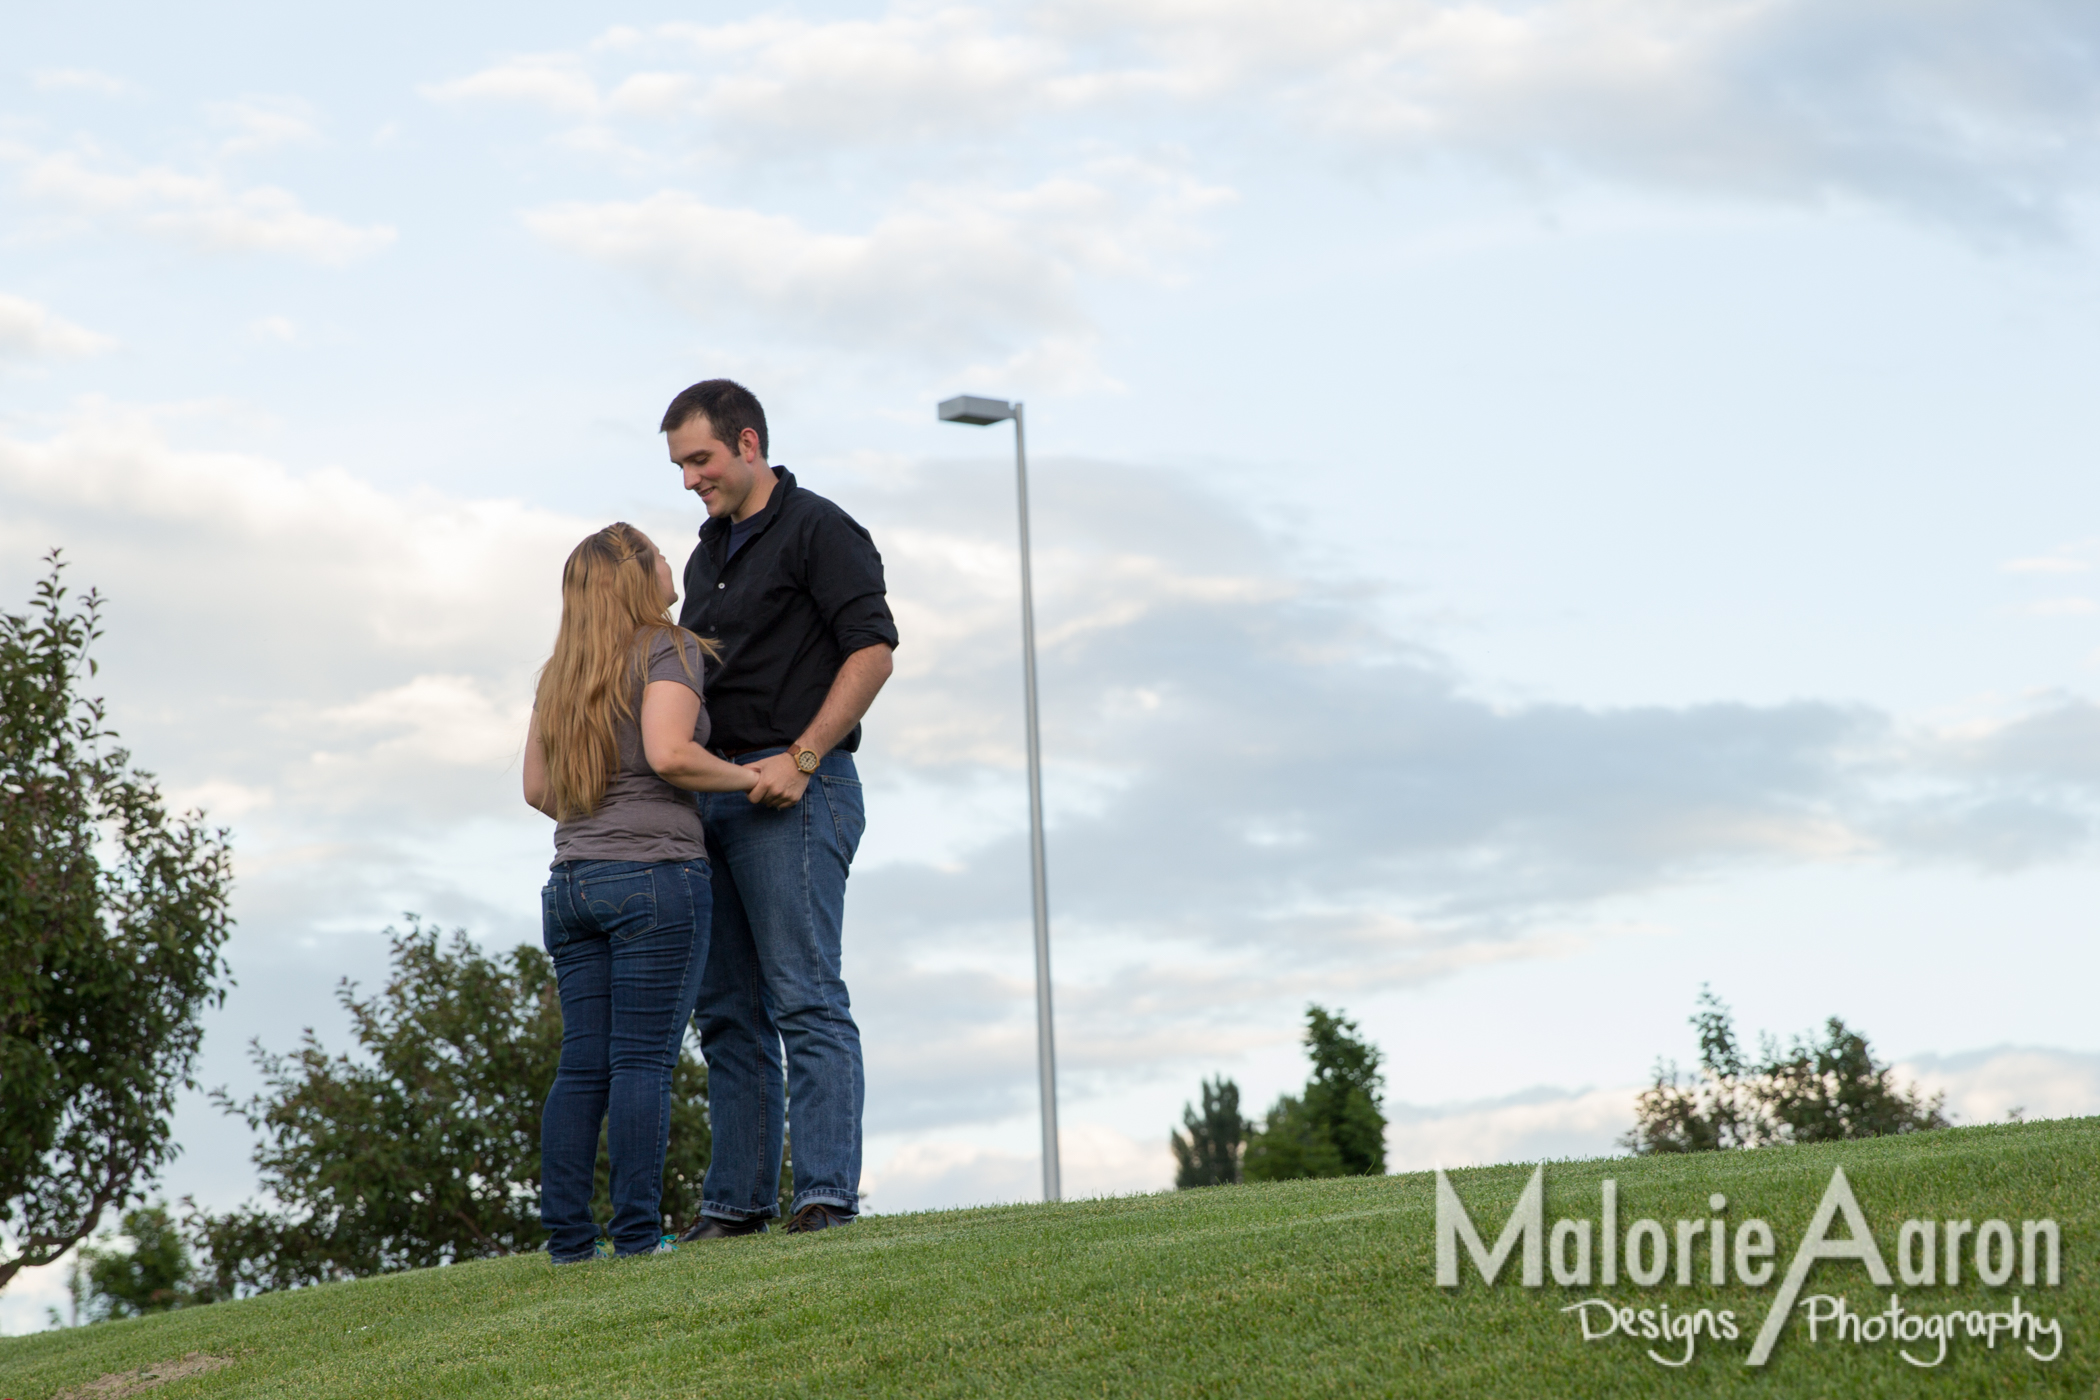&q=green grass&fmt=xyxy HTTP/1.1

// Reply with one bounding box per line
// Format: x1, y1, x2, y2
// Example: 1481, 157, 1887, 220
3, 1118, 2095, 1398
